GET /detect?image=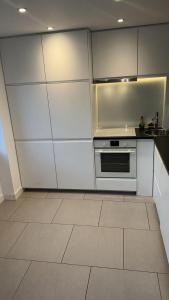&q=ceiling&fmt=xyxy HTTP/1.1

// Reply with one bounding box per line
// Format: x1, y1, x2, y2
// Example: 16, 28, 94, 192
0, 0, 169, 37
